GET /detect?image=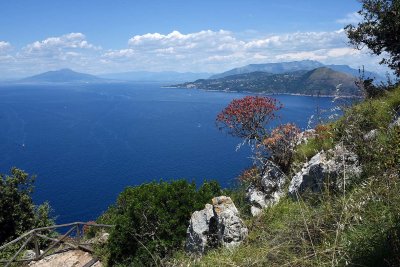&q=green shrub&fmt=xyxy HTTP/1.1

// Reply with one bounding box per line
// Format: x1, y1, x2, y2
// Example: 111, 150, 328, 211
0, 168, 54, 245
101, 179, 221, 266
